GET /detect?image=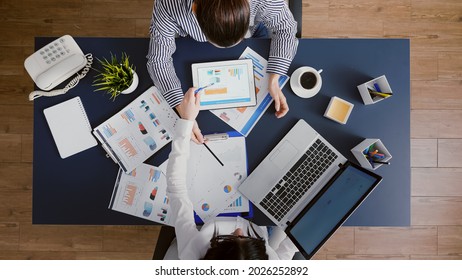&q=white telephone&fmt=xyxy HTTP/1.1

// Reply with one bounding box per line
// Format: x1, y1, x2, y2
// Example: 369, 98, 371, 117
24, 35, 93, 101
